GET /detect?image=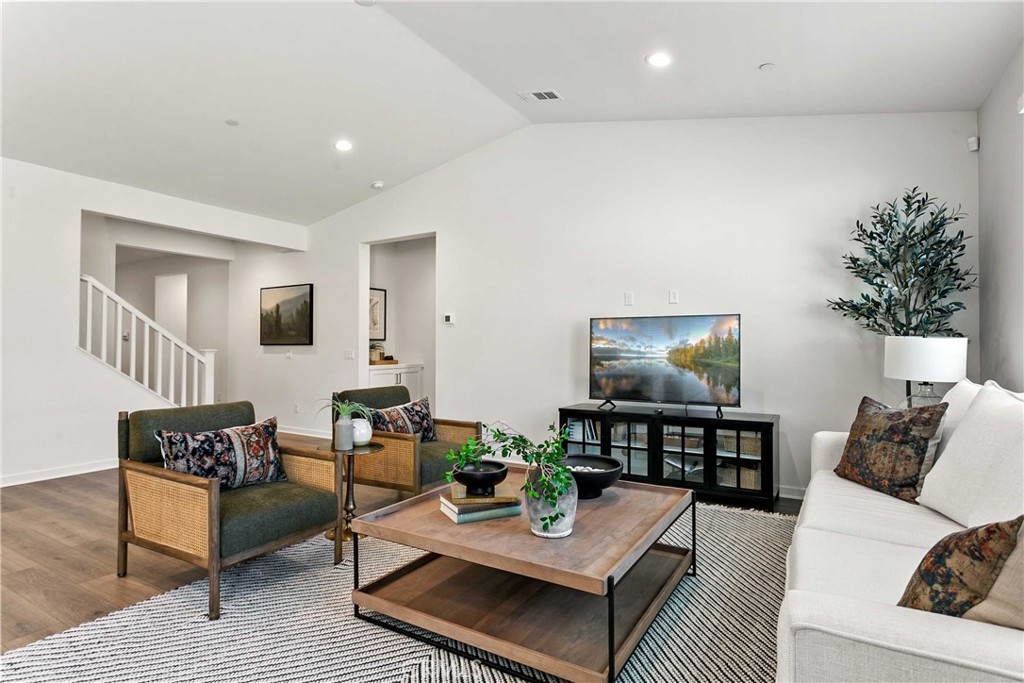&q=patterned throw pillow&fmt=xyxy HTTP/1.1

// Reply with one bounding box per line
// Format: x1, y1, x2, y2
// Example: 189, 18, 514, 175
899, 516, 1024, 630
156, 417, 287, 489
834, 397, 947, 502
368, 397, 436, 442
